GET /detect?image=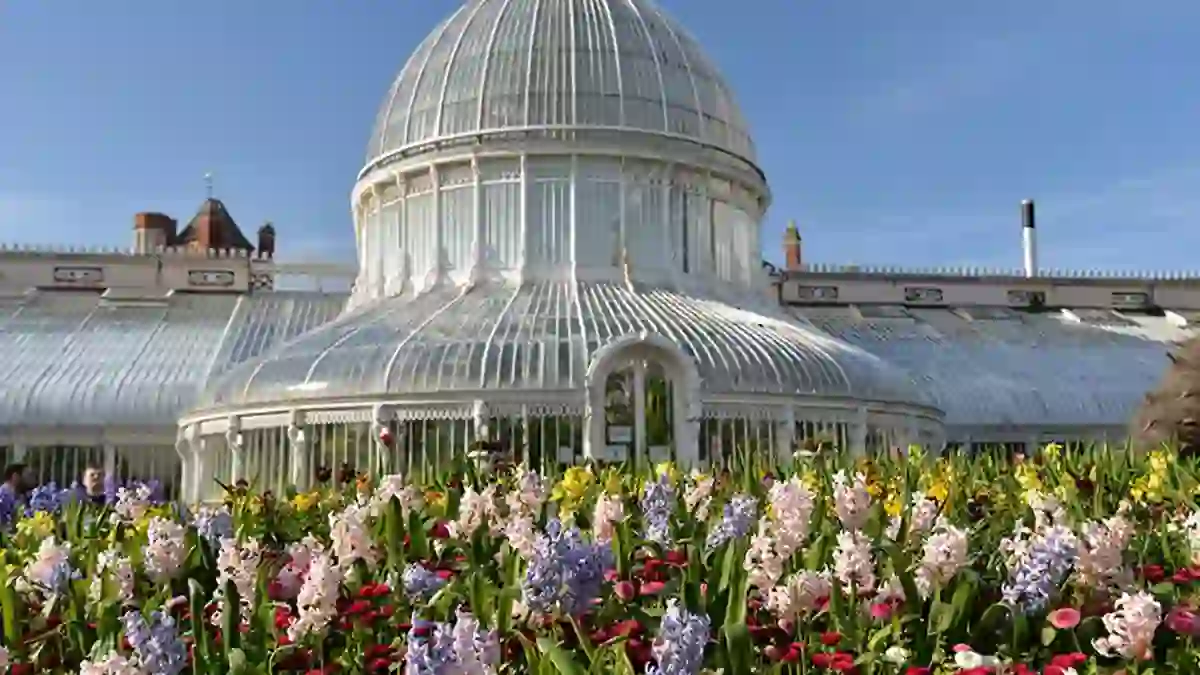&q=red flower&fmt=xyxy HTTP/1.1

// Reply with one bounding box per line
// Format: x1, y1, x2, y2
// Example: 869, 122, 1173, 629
435, 569, 454, 580
1049, 652, 1087, 668
614, 581, 636, 601
960, 668, 992, 675
820, 631, 843, 647
764, 645, 786, 662
1167, 608, 1200, 637
1044, 666, 1066, 675
870, 602, 895, 620
640, 581, 667, 596
275, 607, 293, 630
344, 600, 372, 616
379, 604, 396, 618
10, 665, 34, 675
1140, 565, 1166, 582
905, 668, 931, 675
358, 583, 391, 598
1172, 568, 1196, 584
365, 644, 393, 659
430, 522, 451, 539
812, 653, 835, 668
1048, 608, 1081, 629
665, 549, 688, 566
1010, 664, 1034, 675
830, 652, 856, 672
